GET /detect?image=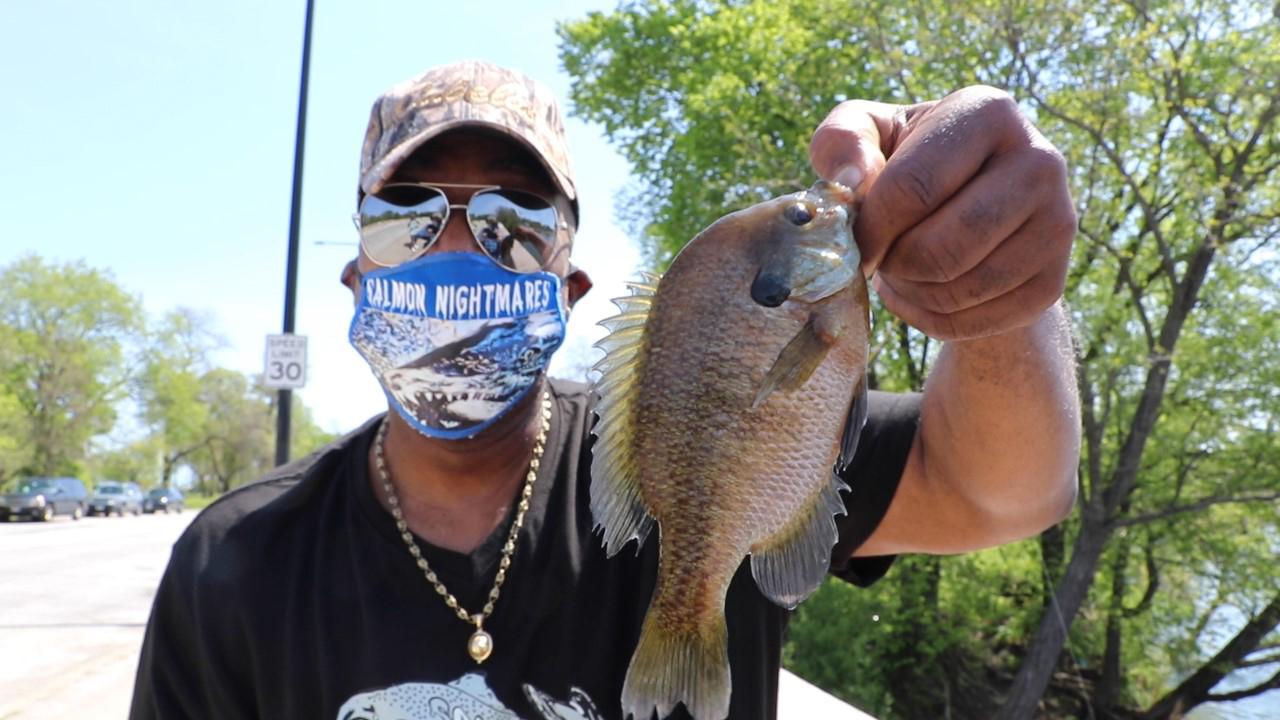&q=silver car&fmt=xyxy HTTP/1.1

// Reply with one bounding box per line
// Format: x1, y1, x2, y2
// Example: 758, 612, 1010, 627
87, 481, 144, 517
